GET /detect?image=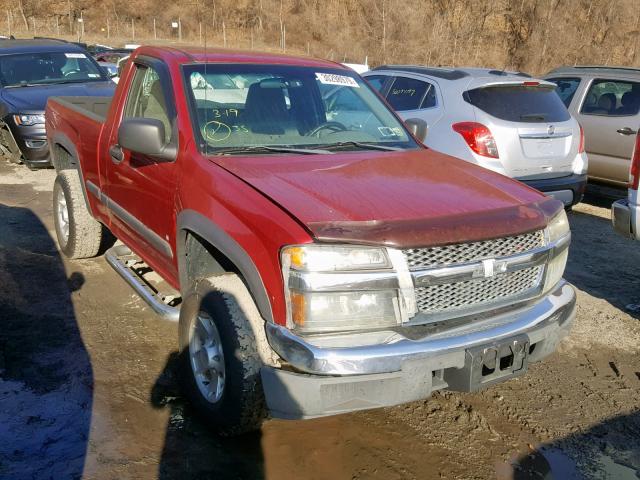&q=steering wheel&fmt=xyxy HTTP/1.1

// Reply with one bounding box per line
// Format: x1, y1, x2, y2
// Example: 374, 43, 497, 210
64, 69, 83, 77
307, 121, 347, 137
